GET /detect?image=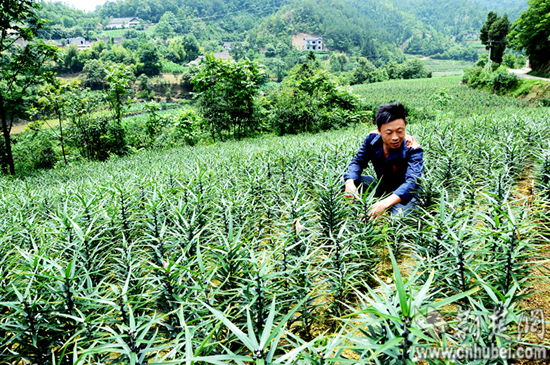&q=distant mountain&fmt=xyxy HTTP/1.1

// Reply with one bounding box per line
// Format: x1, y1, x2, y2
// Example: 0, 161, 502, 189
37, 0, 530, 62
467, 0, 528, 20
